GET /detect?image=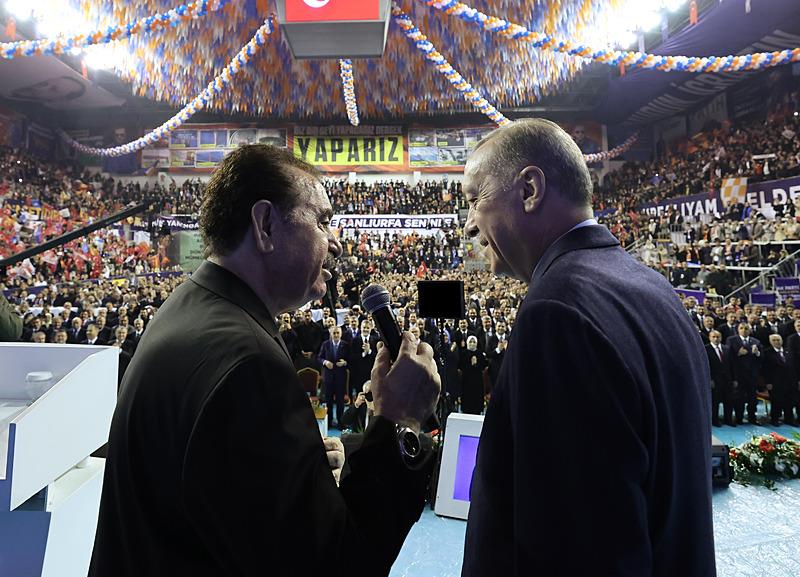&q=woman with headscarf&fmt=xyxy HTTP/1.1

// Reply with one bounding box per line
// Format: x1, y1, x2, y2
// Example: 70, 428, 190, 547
459, 335, 488, 415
